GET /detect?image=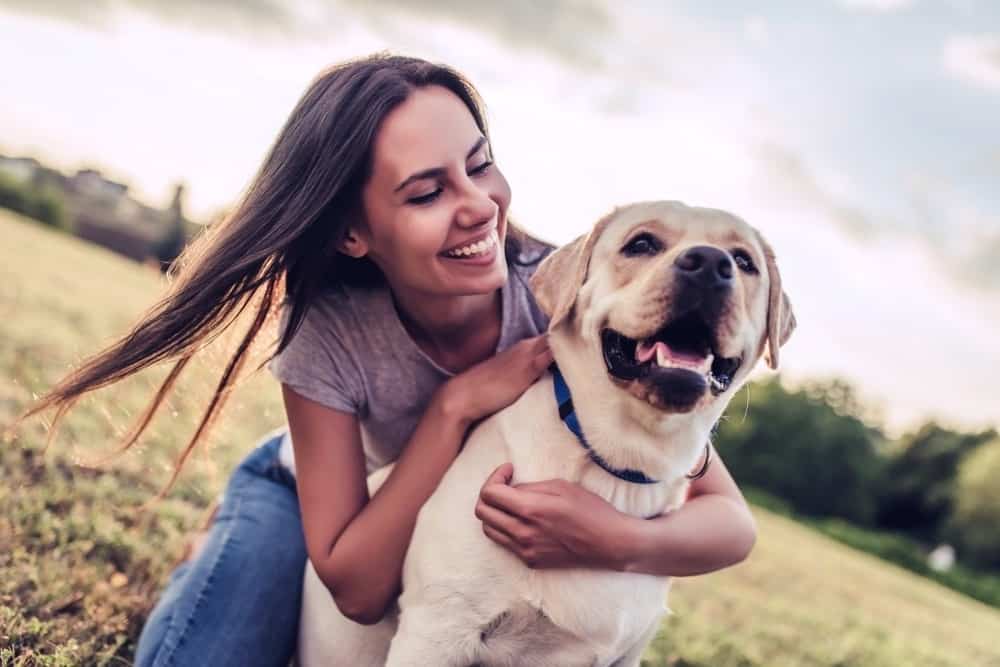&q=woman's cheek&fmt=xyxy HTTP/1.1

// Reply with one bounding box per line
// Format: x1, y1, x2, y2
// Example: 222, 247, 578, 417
407, 210, 452, 258
493, 169, 512, 214
490, 169, 512, 243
